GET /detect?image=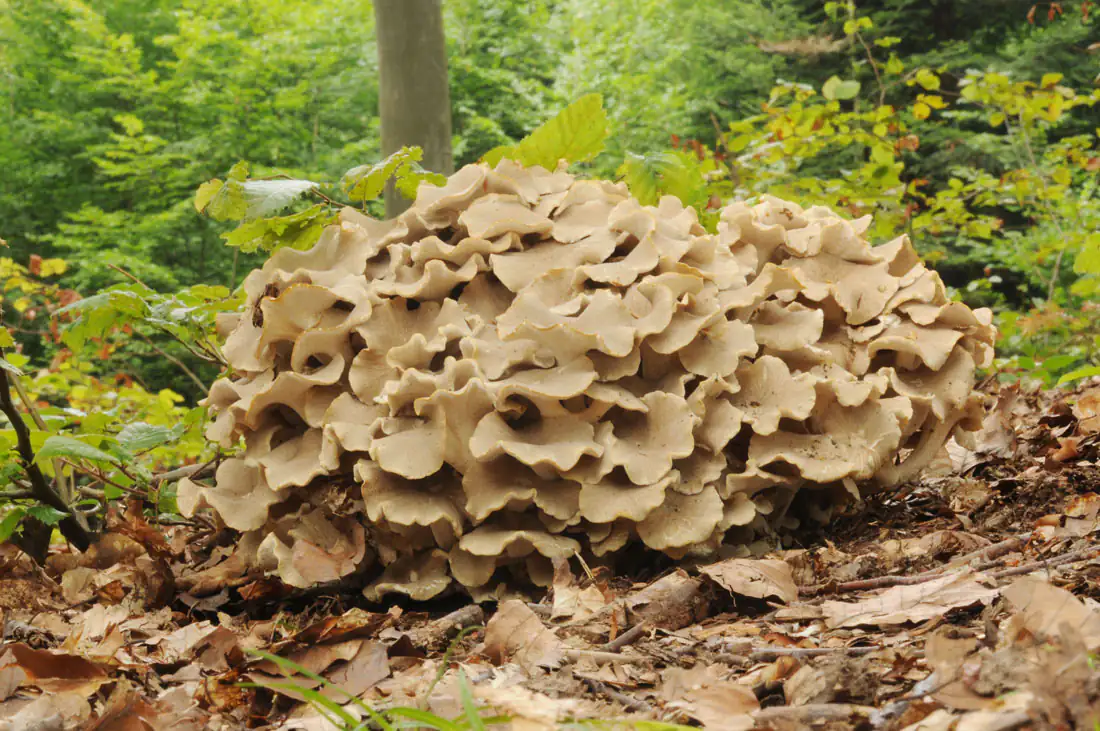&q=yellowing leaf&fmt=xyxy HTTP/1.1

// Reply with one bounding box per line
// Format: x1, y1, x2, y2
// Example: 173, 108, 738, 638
40, 258, 67, 277
493, 94, 609, 170
913, 102, 931, 120
915, 69, 941, 91
1041, 72, 1064, 88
